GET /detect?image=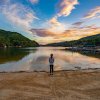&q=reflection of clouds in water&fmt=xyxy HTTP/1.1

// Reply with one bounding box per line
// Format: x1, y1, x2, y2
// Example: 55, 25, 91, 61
36, 56, 48, 62
30, 55, 49, 71
18, 47, 100, 71
0, 47, 100, 72
49, 49, 100, 69
54, 58, 74, 71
